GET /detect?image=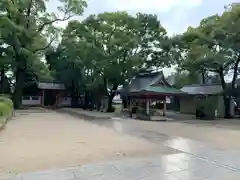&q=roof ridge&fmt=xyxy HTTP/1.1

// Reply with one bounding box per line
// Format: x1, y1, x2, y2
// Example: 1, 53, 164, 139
183, 83, 221, 87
